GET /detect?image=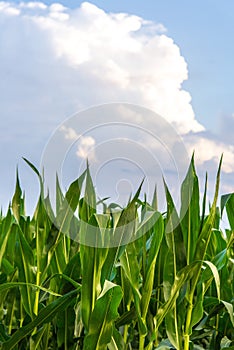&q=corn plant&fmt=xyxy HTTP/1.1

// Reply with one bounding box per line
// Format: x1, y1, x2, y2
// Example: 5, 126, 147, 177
0, 157, 233, 350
